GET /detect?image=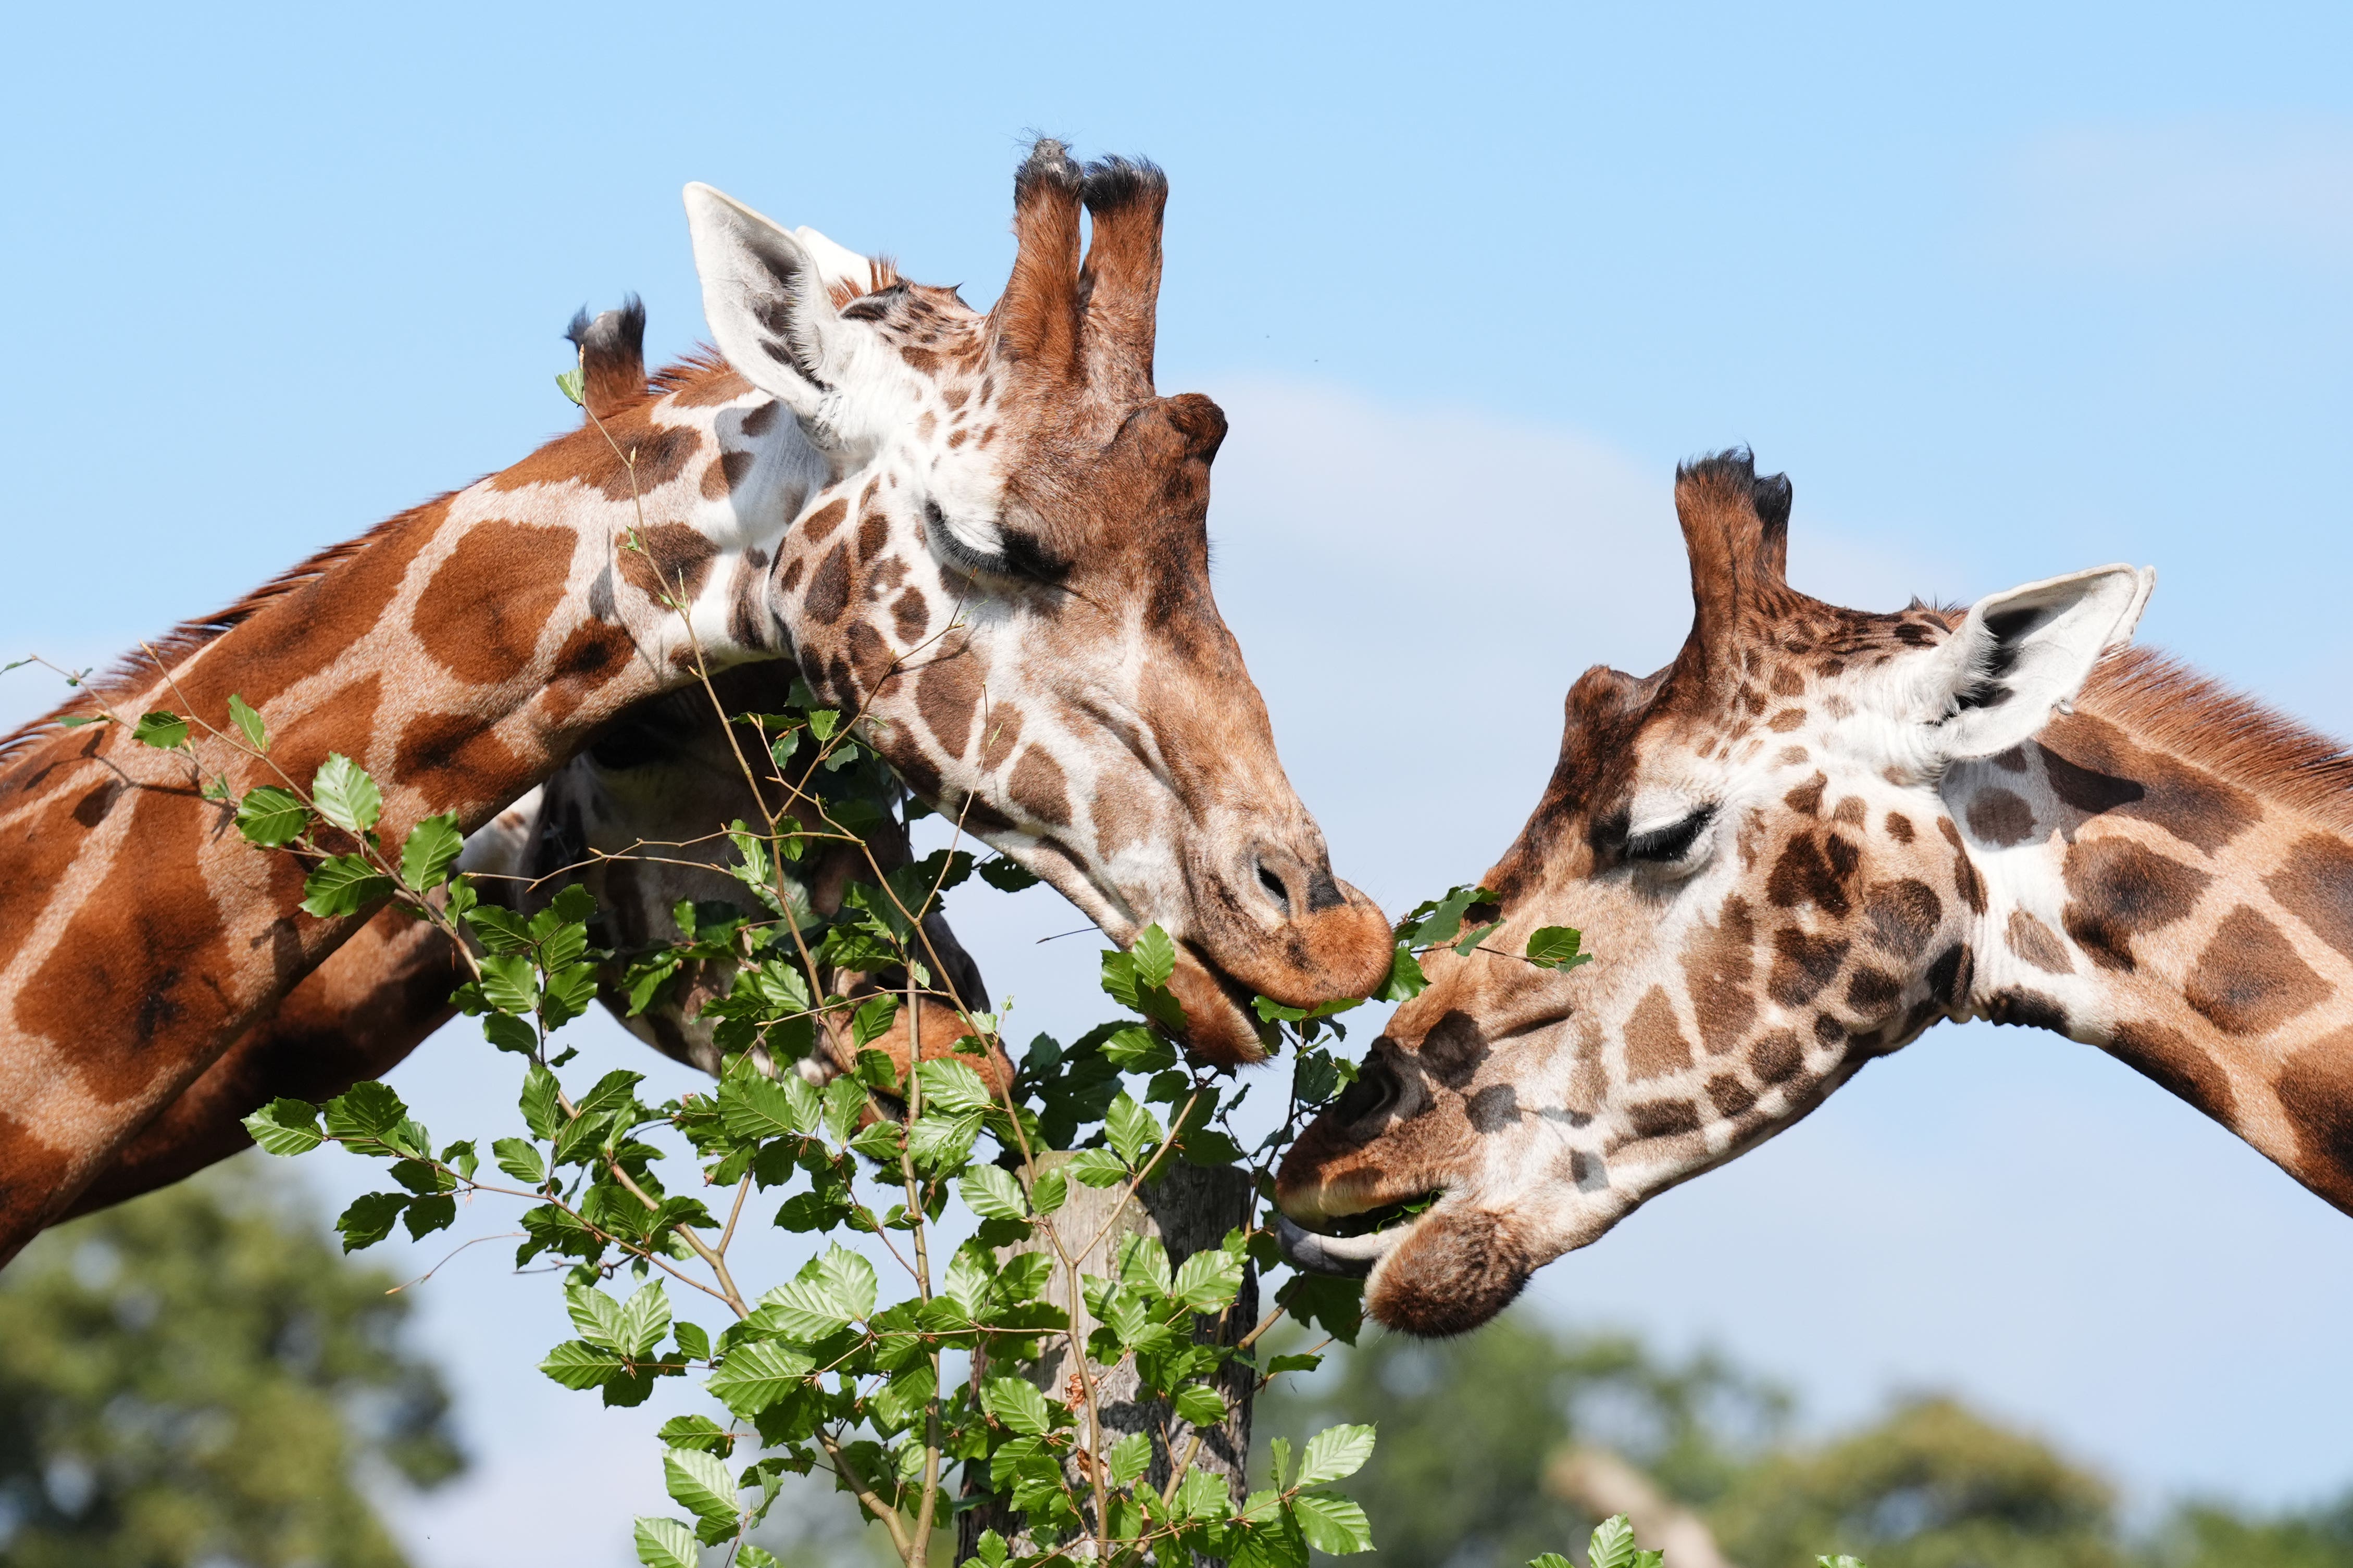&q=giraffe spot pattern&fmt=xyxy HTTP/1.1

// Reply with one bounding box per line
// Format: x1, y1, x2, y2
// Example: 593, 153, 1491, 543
1767, 929, 1850, 1007
802, 498, 850, 543
804, 543, 853, 625
1936, 816, 1986, 915
1008, 747, 1072, 827
1884, 811, 1915, 844
2005, 909, 2074, 974
1680, 895, 1756, 1055
1749, 1028, 1805, 1084
16, 787, 239, 1097
2264, 834, 2353, 961
2060, 836, 2210, 972
2275, 1031, 2353, 1210
2038, 716, 2262, 854
915, 653, 981, 760
1966, 788, 2037, 847
1987, 988, 2068, 1031
1766, 832, 1856, 918
1863, 879, 1943, 960
2107, 1019, 2238, 1124
2183, 904, 2329, 1035
1624, 986, 1694, 1081
413, 521, 576, 686
619, 523, 719, 607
